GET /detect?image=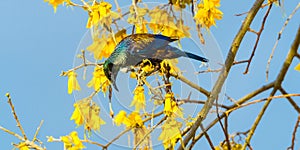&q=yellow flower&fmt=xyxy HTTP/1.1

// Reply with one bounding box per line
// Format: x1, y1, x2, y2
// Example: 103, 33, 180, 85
61, 131, 85, 150
134, 126, 151, 149
17, 142, 29, 150
194, 0, 223, 29
127, 112, 143, 127
127, 6, 149, 34
86, 2, 120, 28
114, 111, 143, 128
160, 59, 180, 75
85, 104, 106, 132
67, 71, 81, 94
115, 111, 149, 148
130, 72, 137, 78
163, 93, 183, 118
70, 99, 106, 132
70, 103, 84, 126
170, 0, 192, 9
130, 86, 146, 112
44, 0, 66, 13
135, 21, 148, 34
114, 110, 127, 126
158, 118, 182, 150
295, 63, 300, 72
87, 66, 110, 93
164, 94, 172, 116
140, 59, 155, 73
87, 29, 127, 60
148, 7, 190, 38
